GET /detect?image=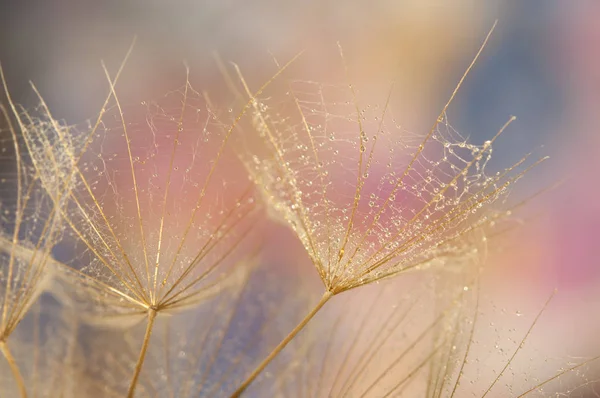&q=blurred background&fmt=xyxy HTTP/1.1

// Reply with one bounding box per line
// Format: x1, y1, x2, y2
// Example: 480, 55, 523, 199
1, 0, 599, 395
